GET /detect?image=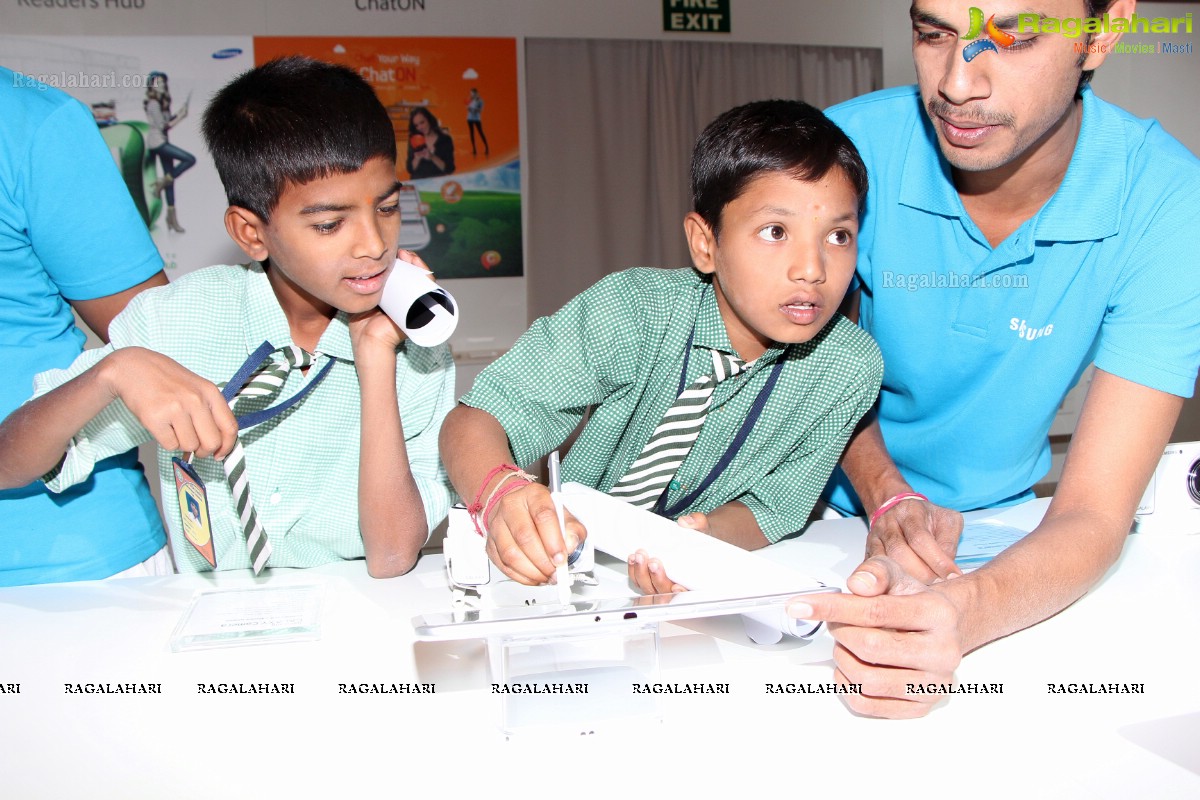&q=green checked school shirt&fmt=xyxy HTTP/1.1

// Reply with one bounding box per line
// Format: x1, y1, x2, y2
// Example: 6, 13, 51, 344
33, 263, 455, 572
461, 267, 883, 542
